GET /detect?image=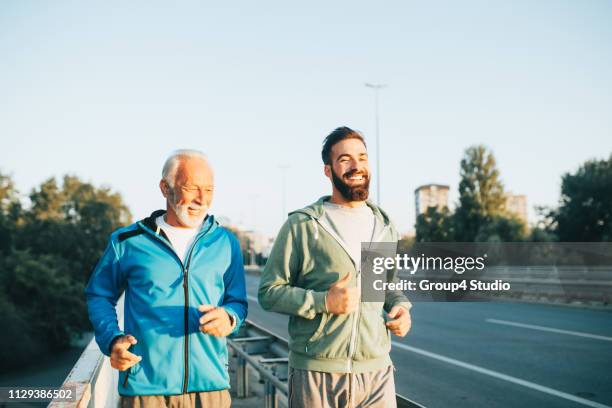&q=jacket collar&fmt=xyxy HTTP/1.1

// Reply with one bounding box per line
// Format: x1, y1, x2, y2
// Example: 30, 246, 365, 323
139, 209, 217, 239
